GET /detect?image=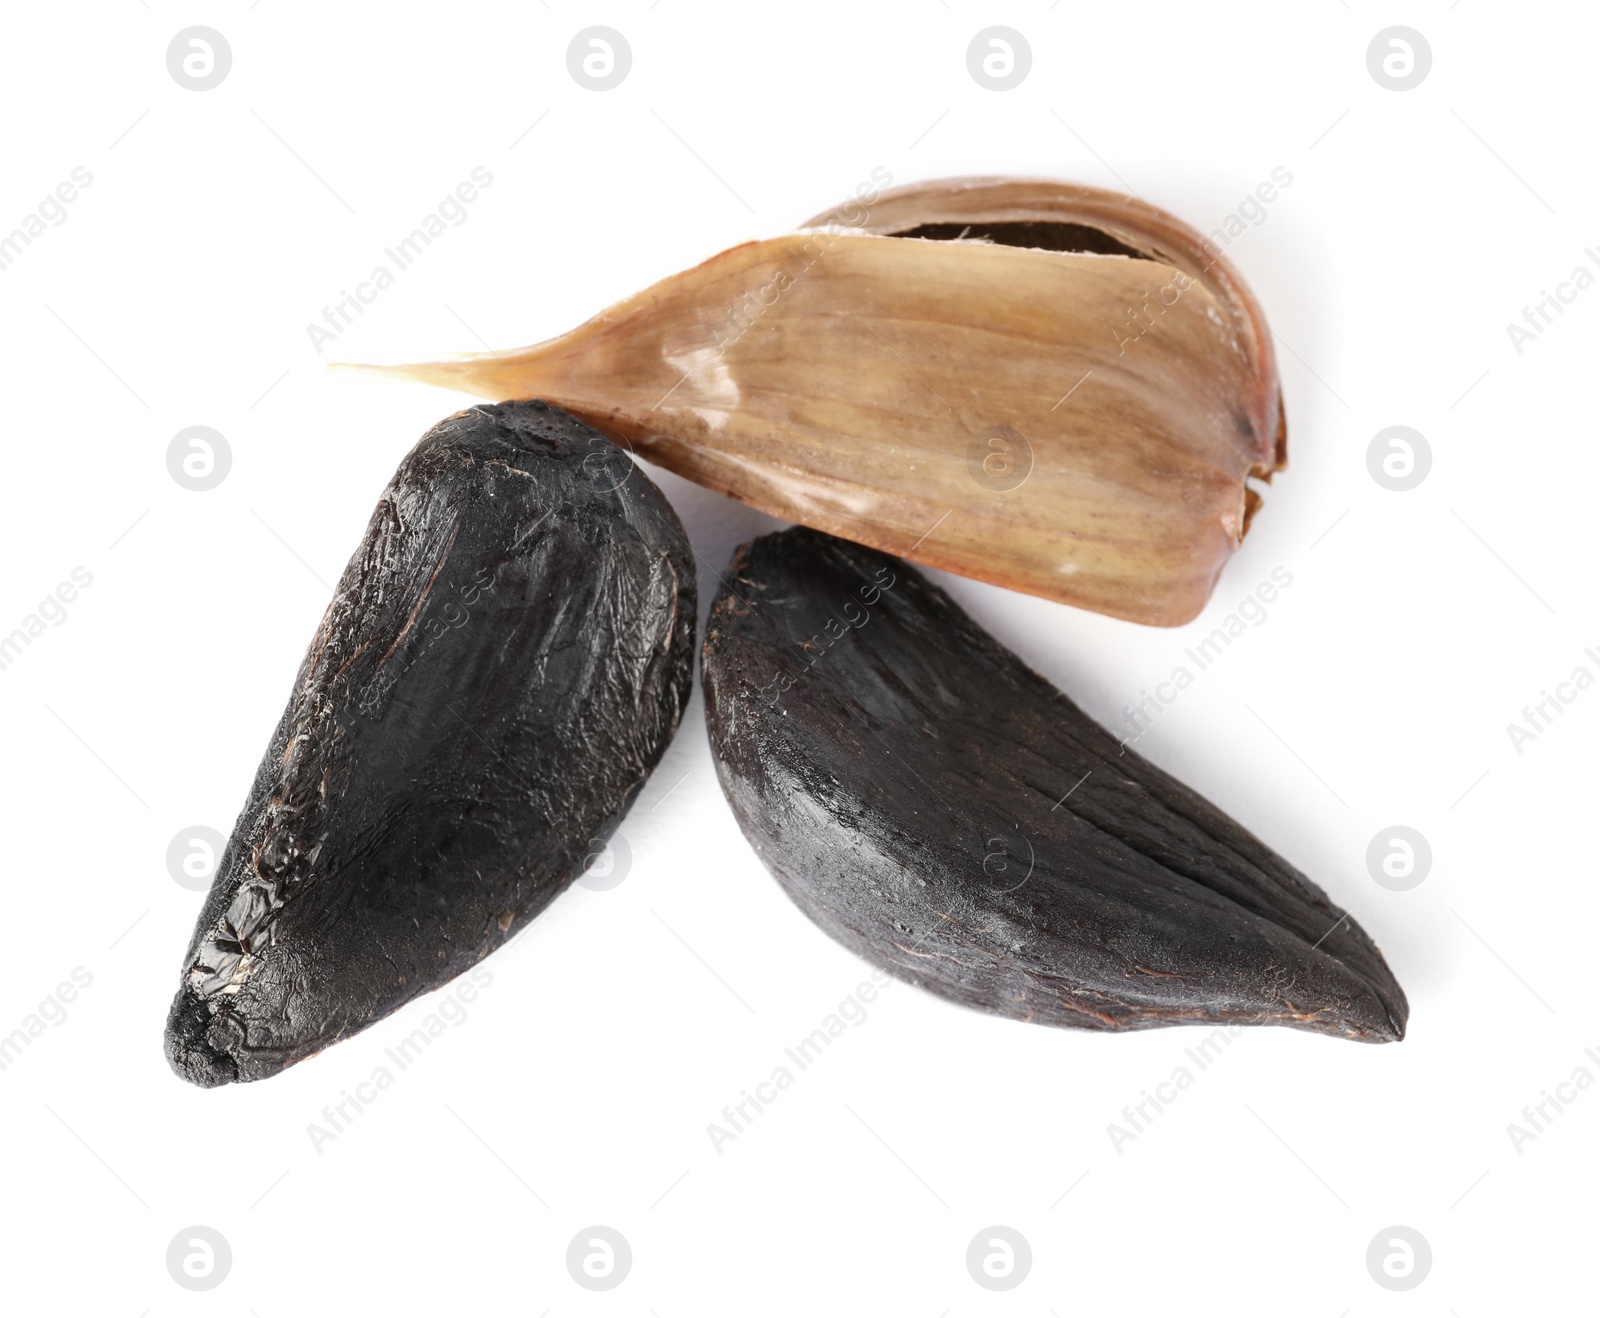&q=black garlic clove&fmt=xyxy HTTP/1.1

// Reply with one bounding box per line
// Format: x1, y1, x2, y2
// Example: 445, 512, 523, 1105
165, 401, 695, 1086
701, 527, 1407, 1043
